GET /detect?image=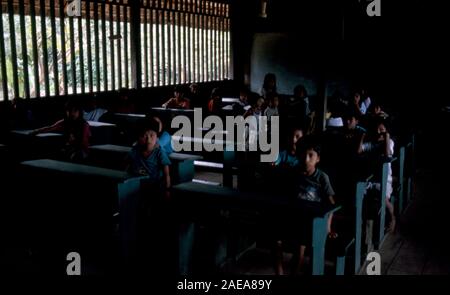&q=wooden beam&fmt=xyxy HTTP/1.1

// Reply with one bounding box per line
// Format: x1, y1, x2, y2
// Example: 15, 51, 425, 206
129, 0, 141, 89
49, 0, 58, 95
19, 0, 30, 98
0, 2, 8, 100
